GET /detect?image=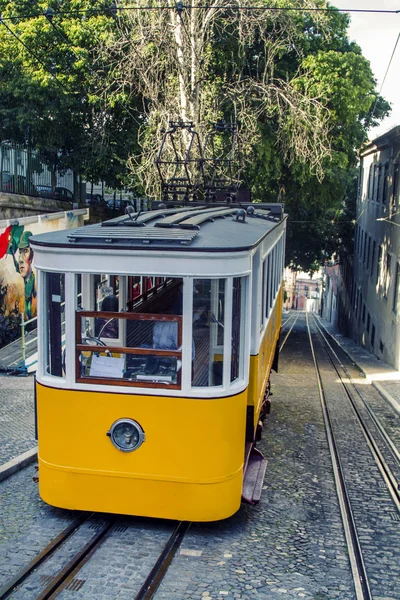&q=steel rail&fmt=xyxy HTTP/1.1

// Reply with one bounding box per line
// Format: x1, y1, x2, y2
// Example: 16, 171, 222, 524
306, 313, 372, 600
312, 315, 400, 510
0, 515, 88, 600
135, 521, 191, 600
280, 312, 299, 352
36, 519, 114, 600
314, 316, 400, 463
